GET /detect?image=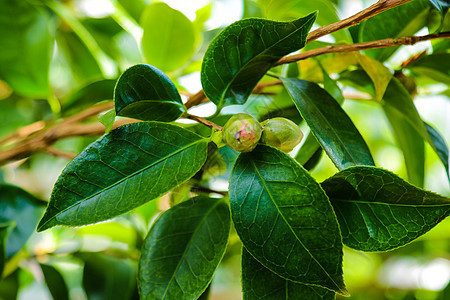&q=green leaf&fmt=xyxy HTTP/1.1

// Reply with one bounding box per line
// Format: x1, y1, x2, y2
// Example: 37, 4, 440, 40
382, 78, 447, 177
383, 104, 425, 187
201, 12, 316, 107
37, 122, 208, 231
138, 197, 230, 300
0, 270, 19, 300
56, 31, 103, 82
80, 253, 138, 300
141, 3, 196, 72
99, 109, 116, 133
40, 264, 69, 300
281, 77, 375, 170
321, 166, 450, 252
0, 184, 45, 257
229, 145, 347, 295
61, 80, 116, 116
356, 54, 392, 101
0, 1, 53, 97
359, 0, 430, 61
320, 65, 344, 105
242, 248, 336, 299
114, 64, 184, 122
425, 123, 450, 181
